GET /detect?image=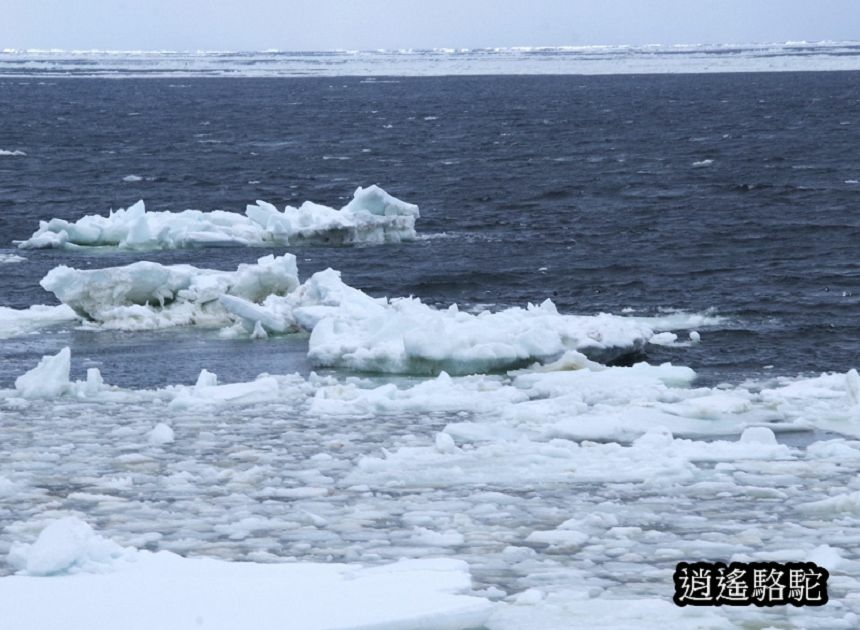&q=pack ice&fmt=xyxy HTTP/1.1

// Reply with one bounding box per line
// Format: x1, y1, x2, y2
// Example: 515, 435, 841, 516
6, 348, 860, 629
36, 254, 714, 373
17, 185, 419, 250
